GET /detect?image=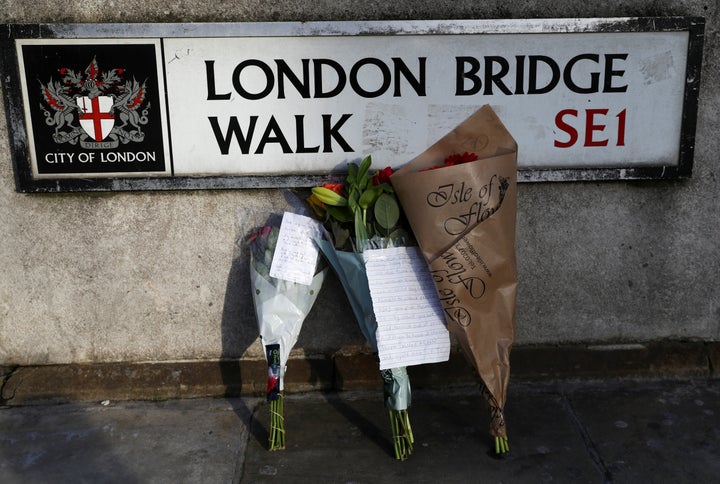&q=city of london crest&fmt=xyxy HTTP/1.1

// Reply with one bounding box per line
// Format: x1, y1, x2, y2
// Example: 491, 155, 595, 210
39, 57, 150, 149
